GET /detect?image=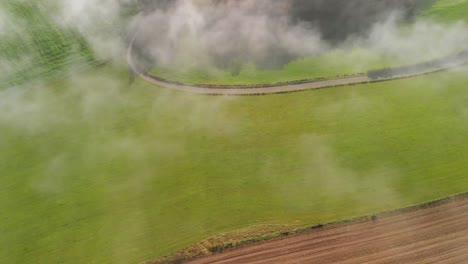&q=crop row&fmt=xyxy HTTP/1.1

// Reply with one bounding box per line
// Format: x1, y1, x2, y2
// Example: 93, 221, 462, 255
0, 2, 98, 88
